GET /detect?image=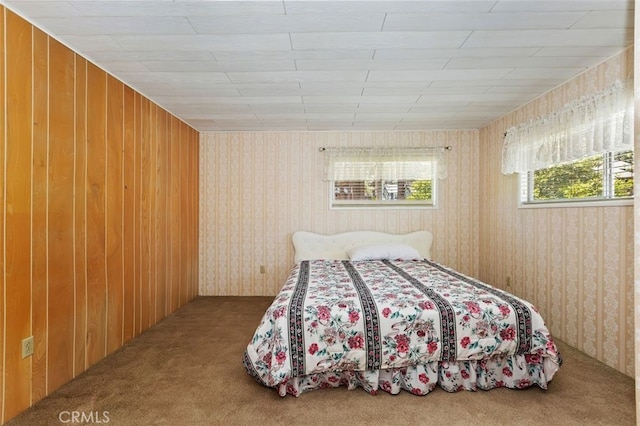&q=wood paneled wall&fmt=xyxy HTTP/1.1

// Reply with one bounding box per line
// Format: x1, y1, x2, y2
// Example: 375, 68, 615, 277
0, 8, 199, 423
